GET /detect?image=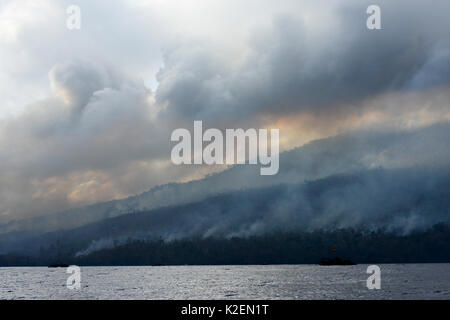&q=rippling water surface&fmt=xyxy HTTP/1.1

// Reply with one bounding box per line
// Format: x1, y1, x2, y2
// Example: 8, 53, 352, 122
1, 264, 449, 299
